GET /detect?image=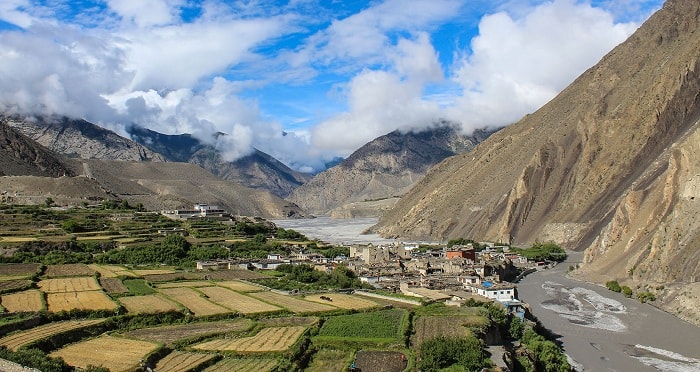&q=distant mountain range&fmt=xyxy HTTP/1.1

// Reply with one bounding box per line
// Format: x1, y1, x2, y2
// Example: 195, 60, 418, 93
288, 124, 494, 217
